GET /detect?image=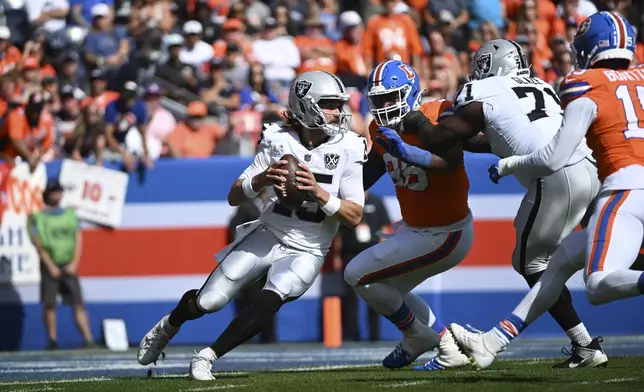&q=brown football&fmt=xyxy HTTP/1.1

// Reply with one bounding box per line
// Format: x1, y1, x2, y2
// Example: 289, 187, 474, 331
277, 154, 307, 211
